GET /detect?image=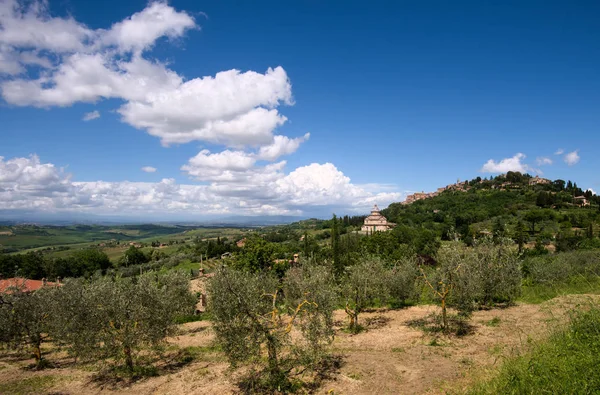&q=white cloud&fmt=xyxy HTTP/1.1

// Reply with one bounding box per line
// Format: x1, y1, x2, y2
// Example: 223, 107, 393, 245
98, 1, 196, 53
118, 68, 292, 147
536, 156, 553, 166
480, 153, 534, 174
257, 133, 310, 161
555, 148, 564, 155
82, 110, 100, 121
0, 3, 400, 217
564, 150, 580, 166
141, 166, 157, 173
0, 1, 293, 152
0, 155, 402, 216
